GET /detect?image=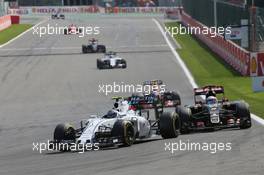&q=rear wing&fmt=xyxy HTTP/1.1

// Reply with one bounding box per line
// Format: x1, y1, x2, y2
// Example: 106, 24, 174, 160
127, 94, 180, 110
143, 80, 163, 86
194, 85, 224, 96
